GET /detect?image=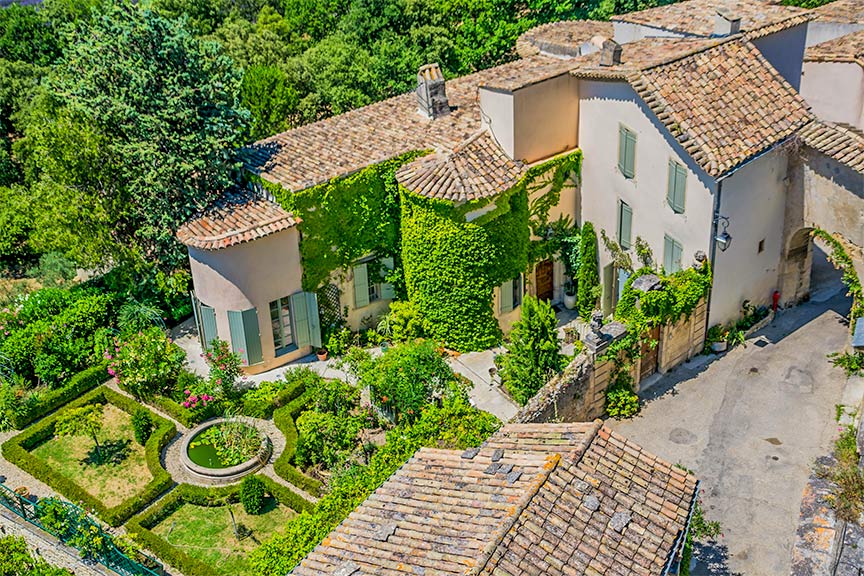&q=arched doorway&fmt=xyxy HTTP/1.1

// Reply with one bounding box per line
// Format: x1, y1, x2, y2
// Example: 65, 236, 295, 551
779, 228, 814, 306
